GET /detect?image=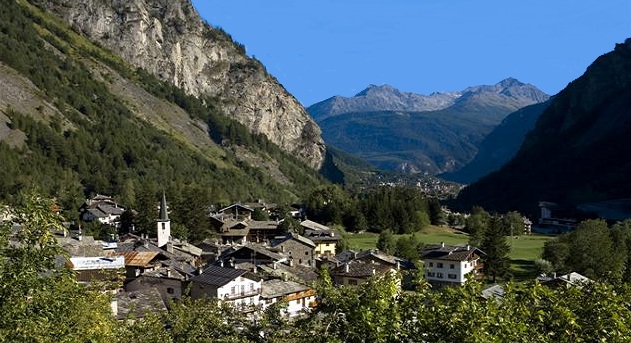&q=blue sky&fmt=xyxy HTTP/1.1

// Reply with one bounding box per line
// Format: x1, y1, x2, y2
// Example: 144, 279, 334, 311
191, 0, 630, 106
